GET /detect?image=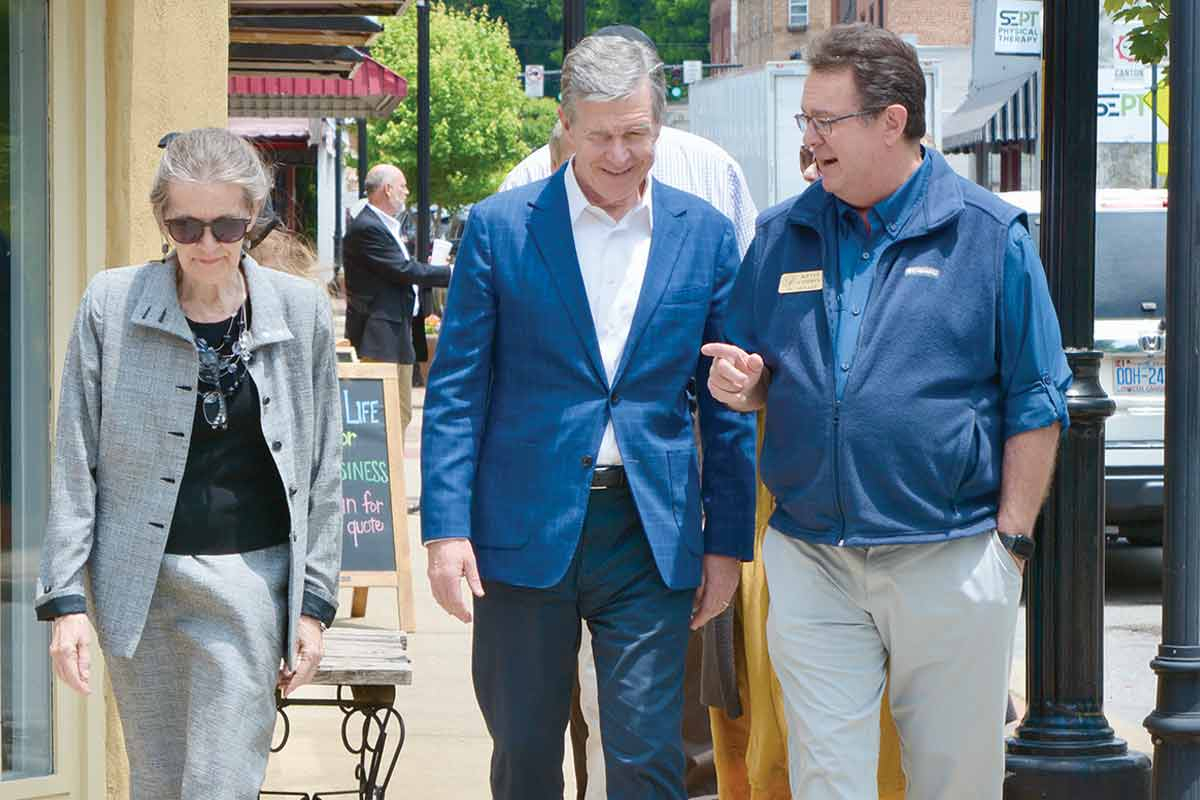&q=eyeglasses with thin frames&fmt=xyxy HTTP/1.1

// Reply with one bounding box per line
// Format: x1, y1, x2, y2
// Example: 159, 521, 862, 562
794, 108, 885, 138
